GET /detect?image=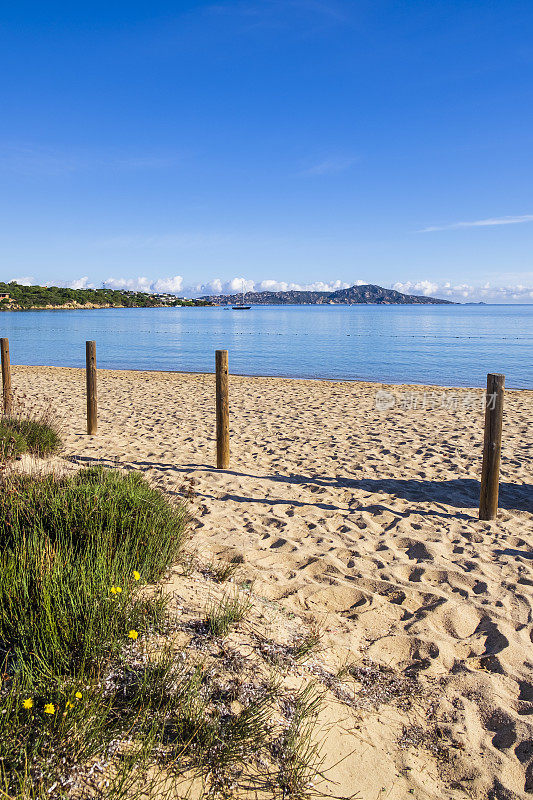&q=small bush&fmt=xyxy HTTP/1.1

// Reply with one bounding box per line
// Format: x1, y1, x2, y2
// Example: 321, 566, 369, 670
0, 415, 61, 460
1, 650, 322, 799
0, 466, 188, 676
0, 466, 323, 799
